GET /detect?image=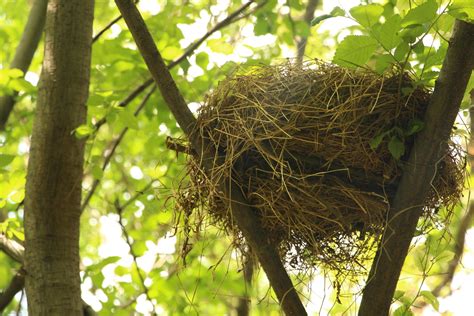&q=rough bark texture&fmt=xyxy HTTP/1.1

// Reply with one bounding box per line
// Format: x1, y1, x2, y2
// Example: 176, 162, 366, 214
24, 0, 94, 315
0, 0, 48, 130
114, 1, 307, 315
359, 20, 474, 316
